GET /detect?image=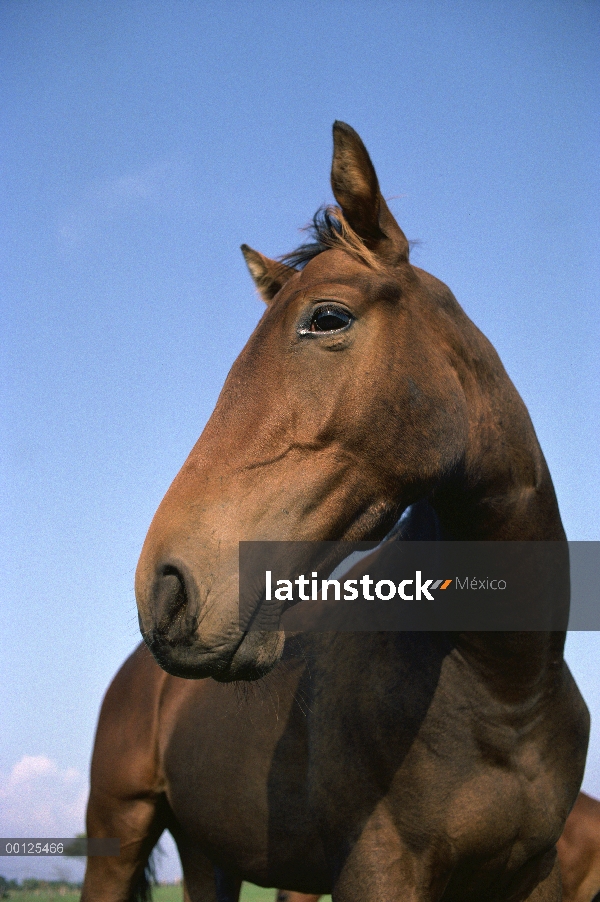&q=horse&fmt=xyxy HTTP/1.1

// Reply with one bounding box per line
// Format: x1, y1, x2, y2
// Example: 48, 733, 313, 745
83, 122, 589, 902
557, 792, 600, 902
